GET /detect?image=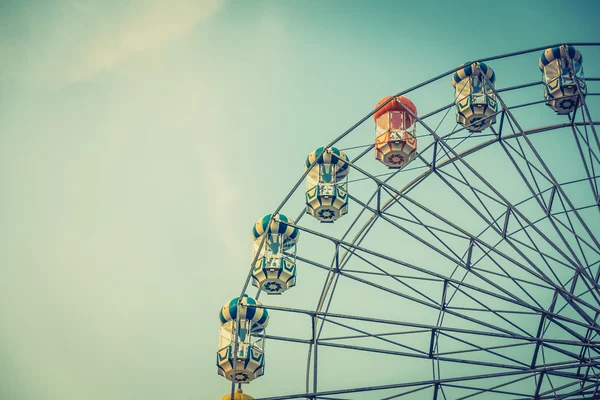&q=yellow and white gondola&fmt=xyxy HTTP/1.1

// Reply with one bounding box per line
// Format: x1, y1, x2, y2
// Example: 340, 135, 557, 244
452, 62, 498, 132
305, 147, 350, 222
217, 296, 269, 383
251, 213, 299, 294
539, 45, 586, 114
